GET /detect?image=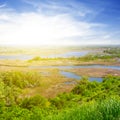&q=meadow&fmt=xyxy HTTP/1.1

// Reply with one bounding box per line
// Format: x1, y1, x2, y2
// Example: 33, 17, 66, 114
0, 46, 120, 120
